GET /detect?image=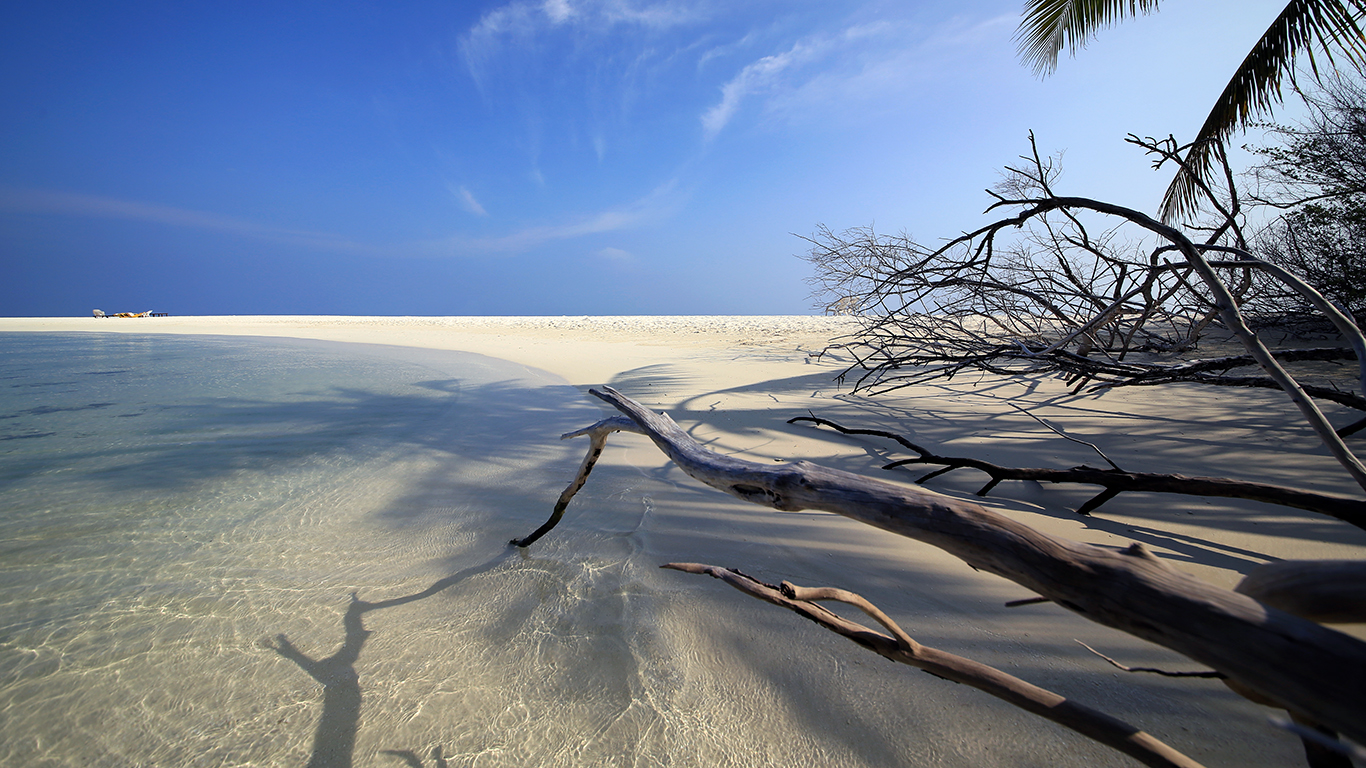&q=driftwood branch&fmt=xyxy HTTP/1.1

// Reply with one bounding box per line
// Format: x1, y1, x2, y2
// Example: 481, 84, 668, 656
1008, 402, 1123, 470
1073, 641, 1224, 679
788, 415, 1366, 529
663, 562, 1205, 768
1234, 560, 1366, 624
575, 387, 1366, 745
513, 415, 642, 547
